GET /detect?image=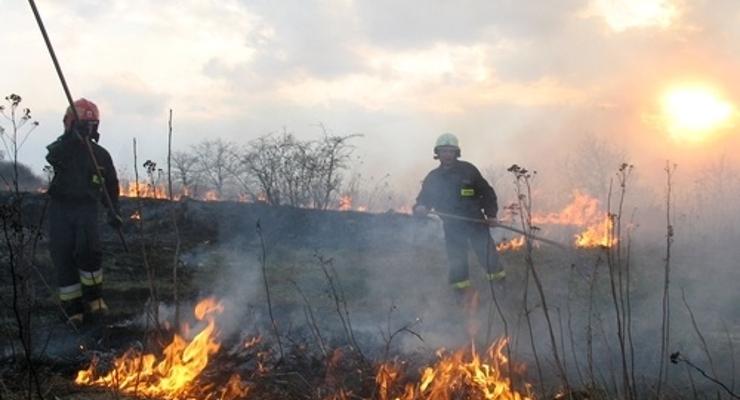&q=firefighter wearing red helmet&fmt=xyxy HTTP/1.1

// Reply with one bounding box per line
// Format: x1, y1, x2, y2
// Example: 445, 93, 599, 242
46, 98, 120, 328
413, 133, 504, 303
